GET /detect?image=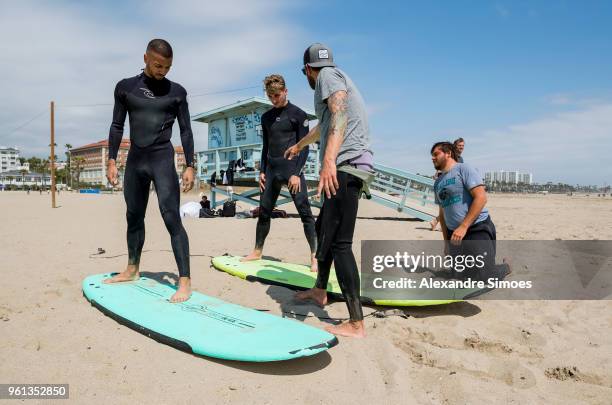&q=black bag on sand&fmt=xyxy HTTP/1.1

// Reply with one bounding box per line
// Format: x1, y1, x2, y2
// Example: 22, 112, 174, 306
251, 206, 287, 218
199, 208, 216, 218
222, 200, 236, 217
271, 209, 288, 218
